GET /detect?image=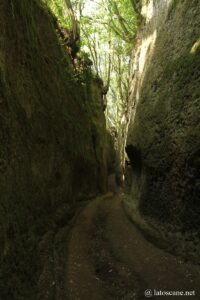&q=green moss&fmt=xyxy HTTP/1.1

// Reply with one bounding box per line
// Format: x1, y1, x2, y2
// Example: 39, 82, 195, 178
127, 0, 200, 231
163, 50, 200, 101
0, 0, 108, 298
167, 49, 200, 75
